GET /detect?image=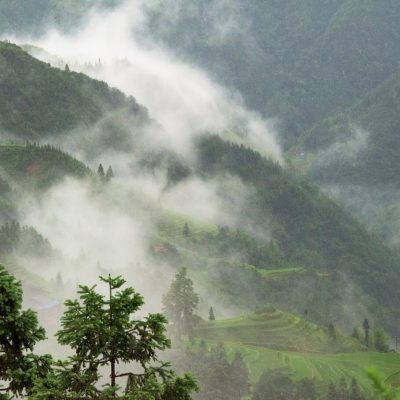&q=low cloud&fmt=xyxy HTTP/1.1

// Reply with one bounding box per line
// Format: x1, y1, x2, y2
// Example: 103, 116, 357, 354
19, 0, 282, 162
